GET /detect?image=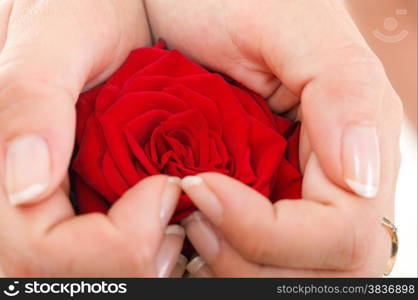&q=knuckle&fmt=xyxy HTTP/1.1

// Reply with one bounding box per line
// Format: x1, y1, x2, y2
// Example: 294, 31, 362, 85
0, 59, 77, 102
0, 72, 74, 102
237, 234, 270, 263
0, 238, 47, 277
349, 224, 369, 270
125, 243, 155, 273
336, 42, 384, 74
115, 232, 157, 274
